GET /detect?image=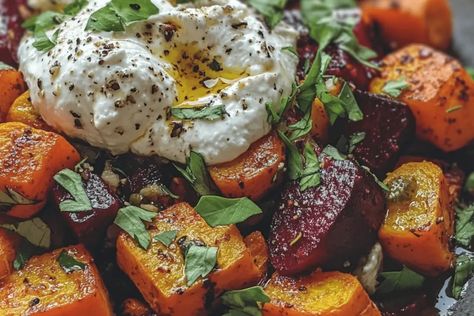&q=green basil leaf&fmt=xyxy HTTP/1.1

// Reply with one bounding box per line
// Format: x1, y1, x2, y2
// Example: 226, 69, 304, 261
57, 250, 86, 273
288, 111, 312, 141
114, 205, 157, 249
222, 286, 270, 316
265, 83, 297, 125
281, 46, 297, 56
23, 11, 65, 32
465, 172, 474, 194
0, 188, 38, 213
362, 165, 389, 191
382, 78, 410, 98
338, 82, 363, 121
322, 144, 346, 160
184, 245, 217, 286
171, 105, 227, 121
173, 151, 216, 196
452, 254, 474, 299
154, 230, 178, 247
64, 0, 89, 15
195, 196, 262, 227
85, 5, 125, 32
277, 130, 303, 180
299, 142, 320, 191
33, 29, 60, 52
246, 0, 287, 29
0, 218, 51, 248
455, 204, 474, 248
348, 132, 366, 153
54, 169, 93, 212
12, 240, 35, 270
376, 266, 425, 296
301, 0, 356, 25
